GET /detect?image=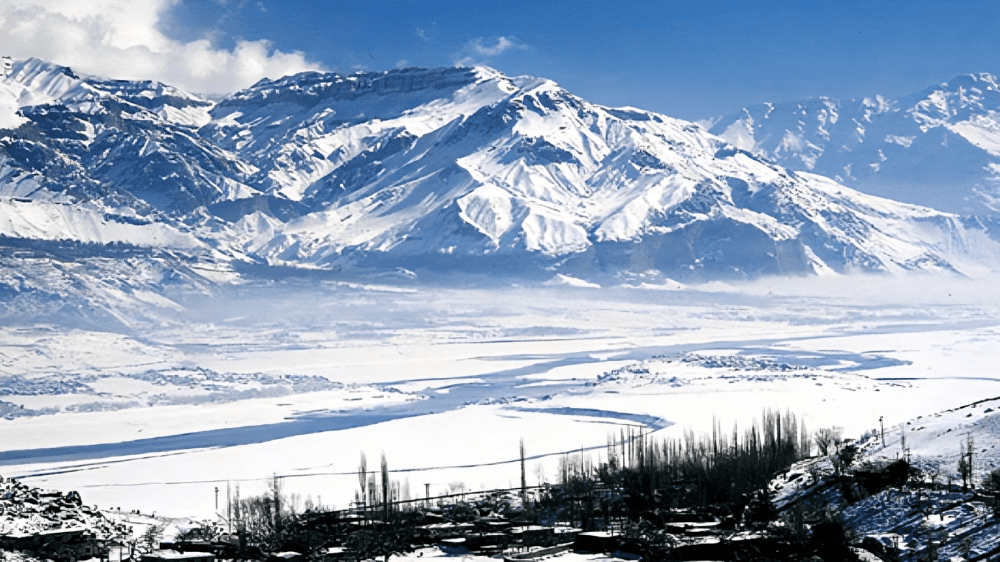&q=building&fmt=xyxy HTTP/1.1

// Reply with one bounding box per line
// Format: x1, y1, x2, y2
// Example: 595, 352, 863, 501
0, 527, 100, 561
